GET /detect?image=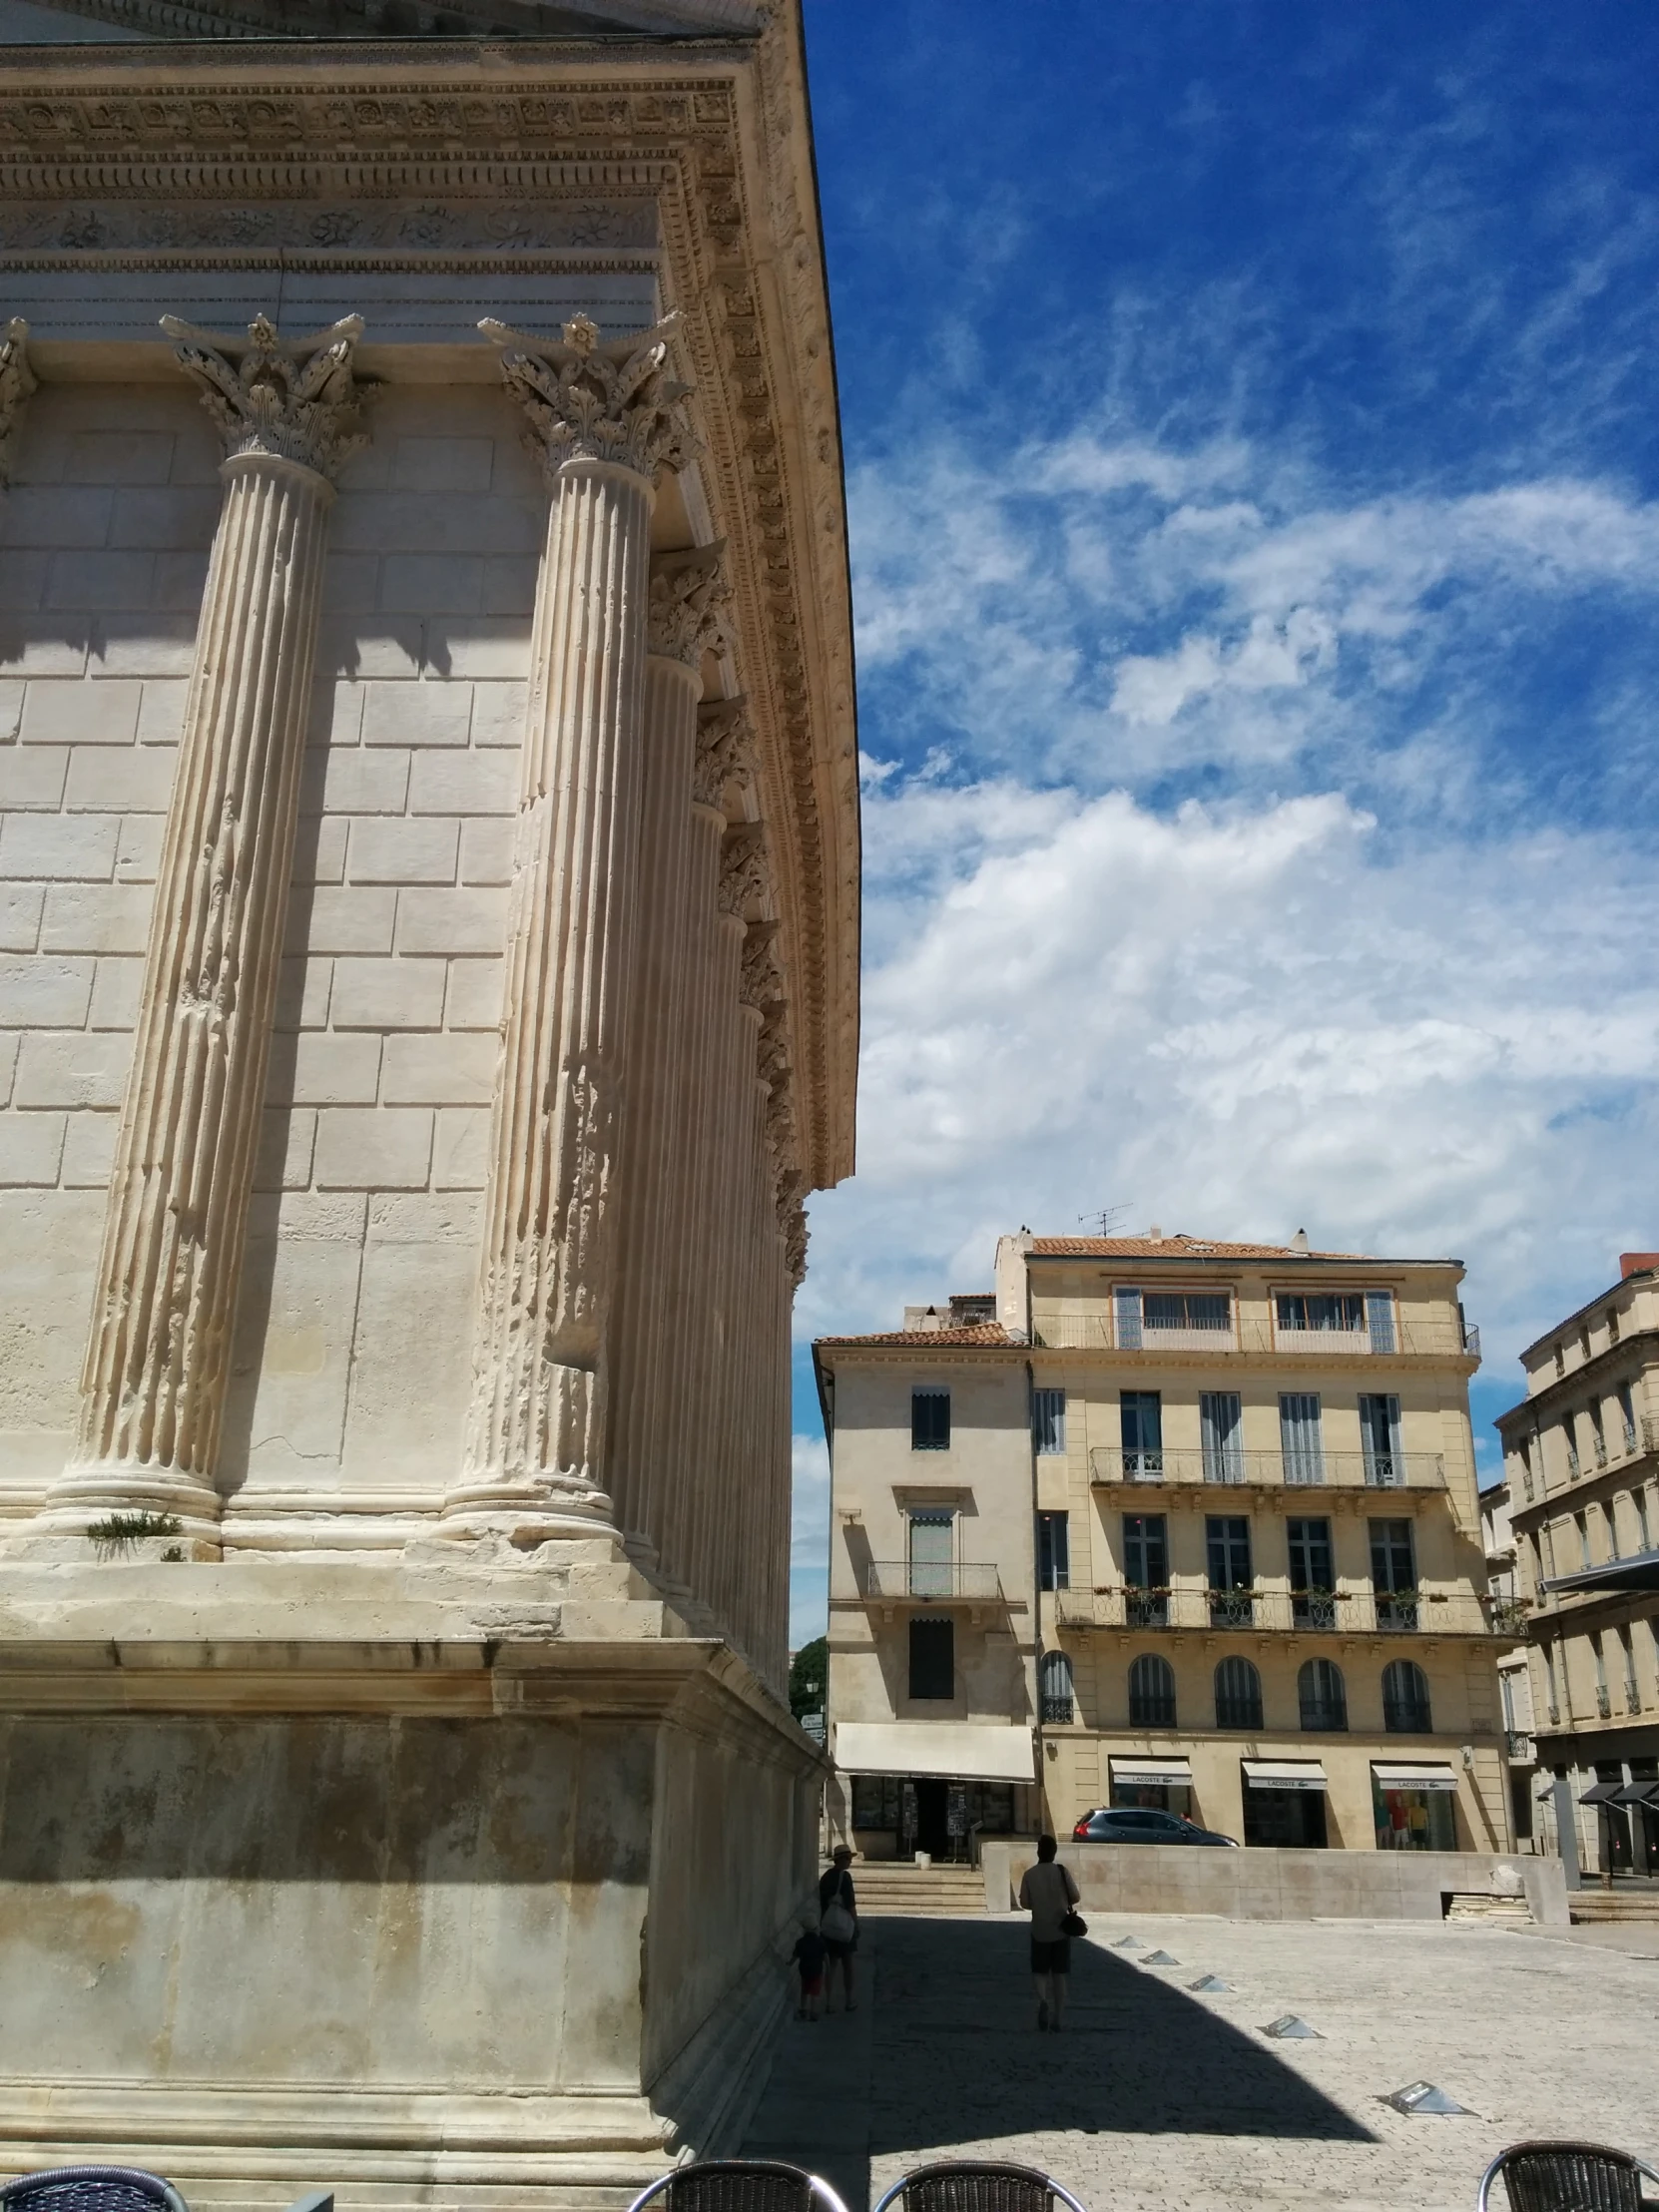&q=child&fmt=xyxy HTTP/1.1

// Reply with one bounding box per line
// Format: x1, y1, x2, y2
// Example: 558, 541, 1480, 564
793, 1919, 827, 2020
